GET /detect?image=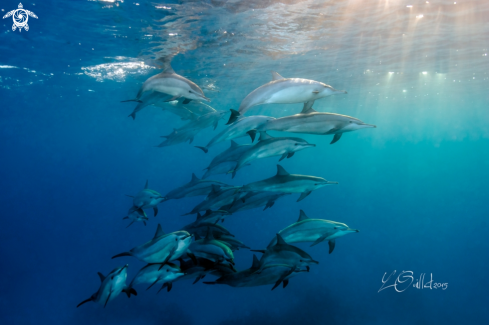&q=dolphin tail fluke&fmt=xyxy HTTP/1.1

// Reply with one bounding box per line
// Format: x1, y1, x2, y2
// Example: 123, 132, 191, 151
330, 133, 342, 144
128, 111, 137, 120
76, 297, 93, 308
226, 109, 240, 125
195, 146, 208, 153
112, 252, 131, 259
247, 129, 257, 143
122, 287, 137, 298
279, 153, 287, 161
